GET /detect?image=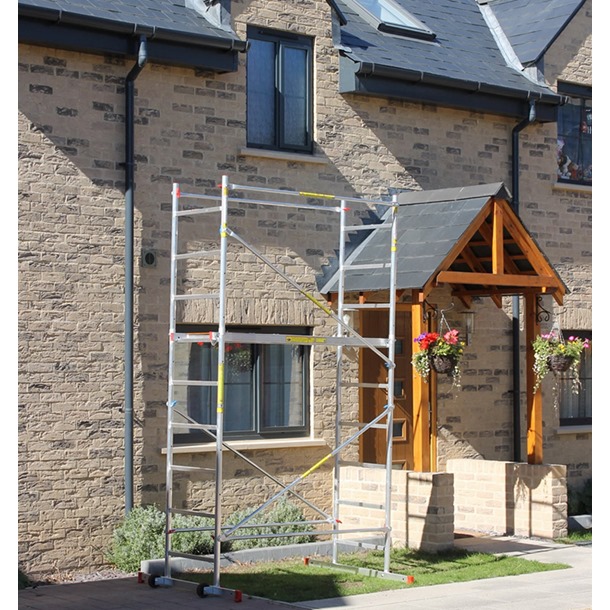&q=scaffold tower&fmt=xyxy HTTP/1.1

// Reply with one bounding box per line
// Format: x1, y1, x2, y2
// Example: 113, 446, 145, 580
149, 176, 401, 599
